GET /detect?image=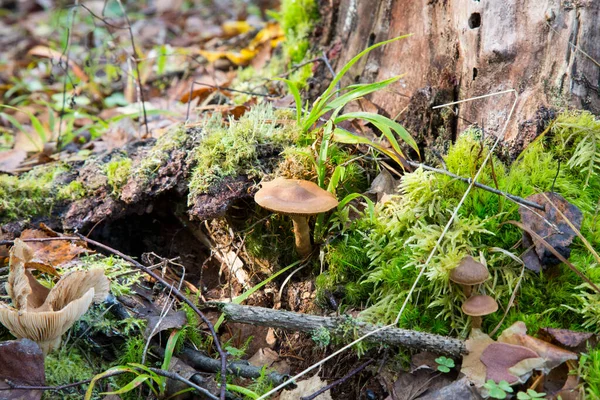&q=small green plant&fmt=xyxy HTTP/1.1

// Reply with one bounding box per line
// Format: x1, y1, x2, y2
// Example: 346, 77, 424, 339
435, 356, 455, 373
85, 330, 191, 400
484, 380, 514, 399
311, 326, 331, 348
280, 34, 419, 167
517, 389, 546, 399
105, 156, 132, 196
